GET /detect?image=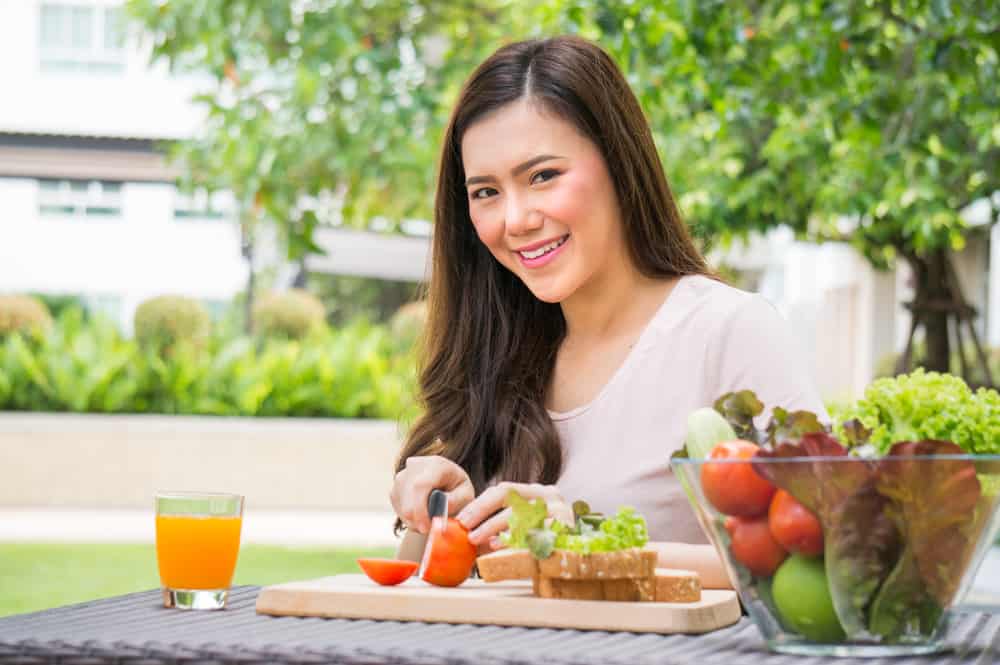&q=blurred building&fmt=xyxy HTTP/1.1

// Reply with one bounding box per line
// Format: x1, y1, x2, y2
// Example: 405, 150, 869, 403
0, 0, 429, 330
0, 1, 995, 400
714, 220, 996, 400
